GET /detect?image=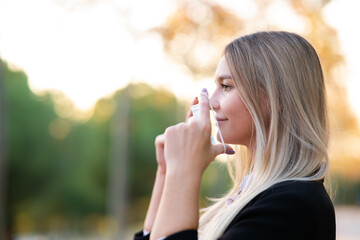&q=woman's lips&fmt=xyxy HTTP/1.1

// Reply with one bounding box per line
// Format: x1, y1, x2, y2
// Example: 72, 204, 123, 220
216, 117, 228, 123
